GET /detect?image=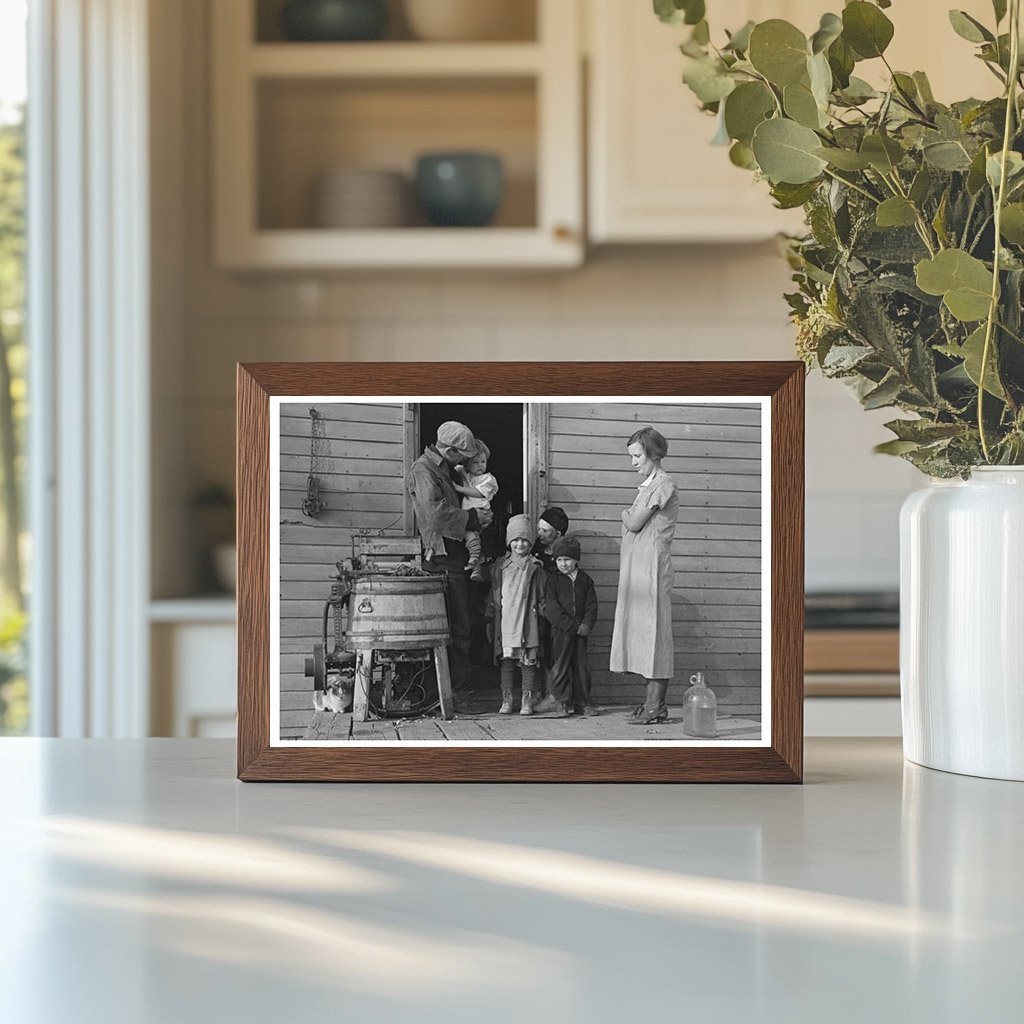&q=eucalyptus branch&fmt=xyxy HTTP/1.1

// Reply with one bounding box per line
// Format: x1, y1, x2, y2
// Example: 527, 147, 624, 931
979, 0, 1021, 461
962, 191, 980, 249
884, 170, 939, 254
749, 68, 784, 117
822, 167, 881, 205
969, 213, 994, 253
